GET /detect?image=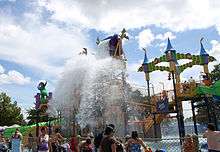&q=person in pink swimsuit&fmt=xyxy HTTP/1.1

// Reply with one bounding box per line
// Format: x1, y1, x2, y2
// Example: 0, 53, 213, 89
203, 123, 220, 152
